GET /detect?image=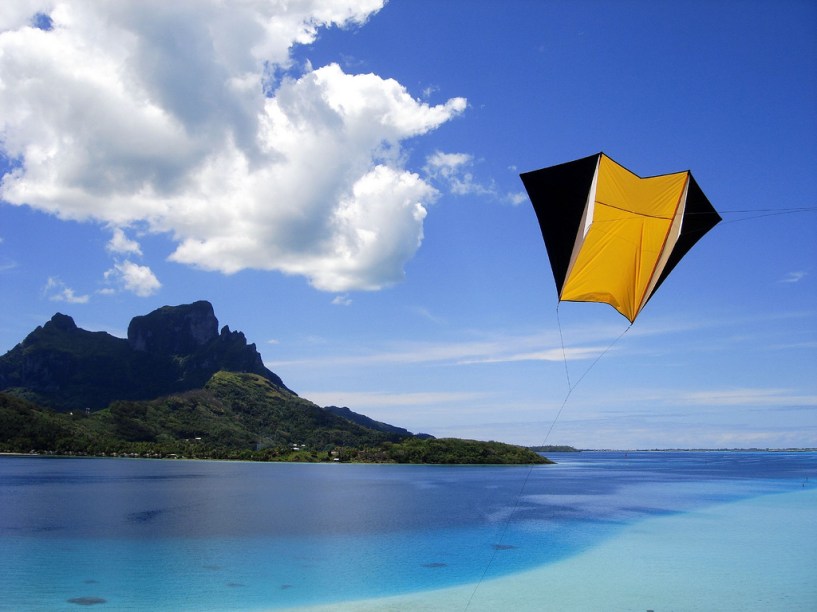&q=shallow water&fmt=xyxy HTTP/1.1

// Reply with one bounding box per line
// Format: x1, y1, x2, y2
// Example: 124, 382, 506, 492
1, 452, 815, 610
